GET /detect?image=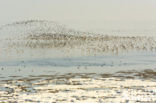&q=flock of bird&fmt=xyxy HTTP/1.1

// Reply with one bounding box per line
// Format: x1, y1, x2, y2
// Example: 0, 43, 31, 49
0, 20, 156, 56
